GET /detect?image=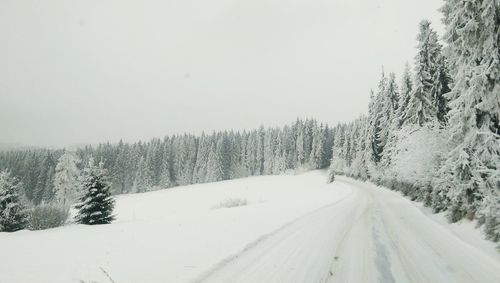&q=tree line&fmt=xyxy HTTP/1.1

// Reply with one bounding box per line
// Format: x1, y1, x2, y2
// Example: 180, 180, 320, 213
0, 118, 333, 205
